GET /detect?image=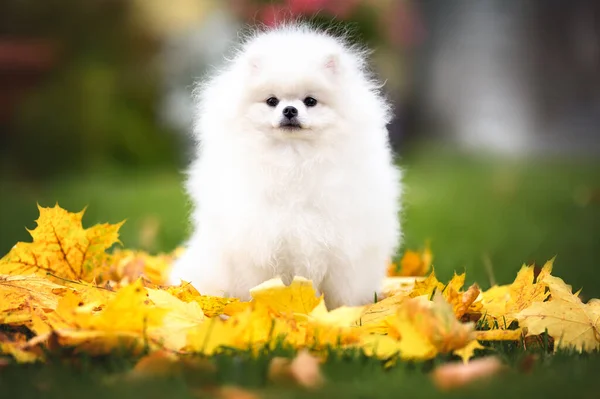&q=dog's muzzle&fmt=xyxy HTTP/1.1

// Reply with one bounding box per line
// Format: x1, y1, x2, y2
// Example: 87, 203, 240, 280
279, 118, 302, 129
